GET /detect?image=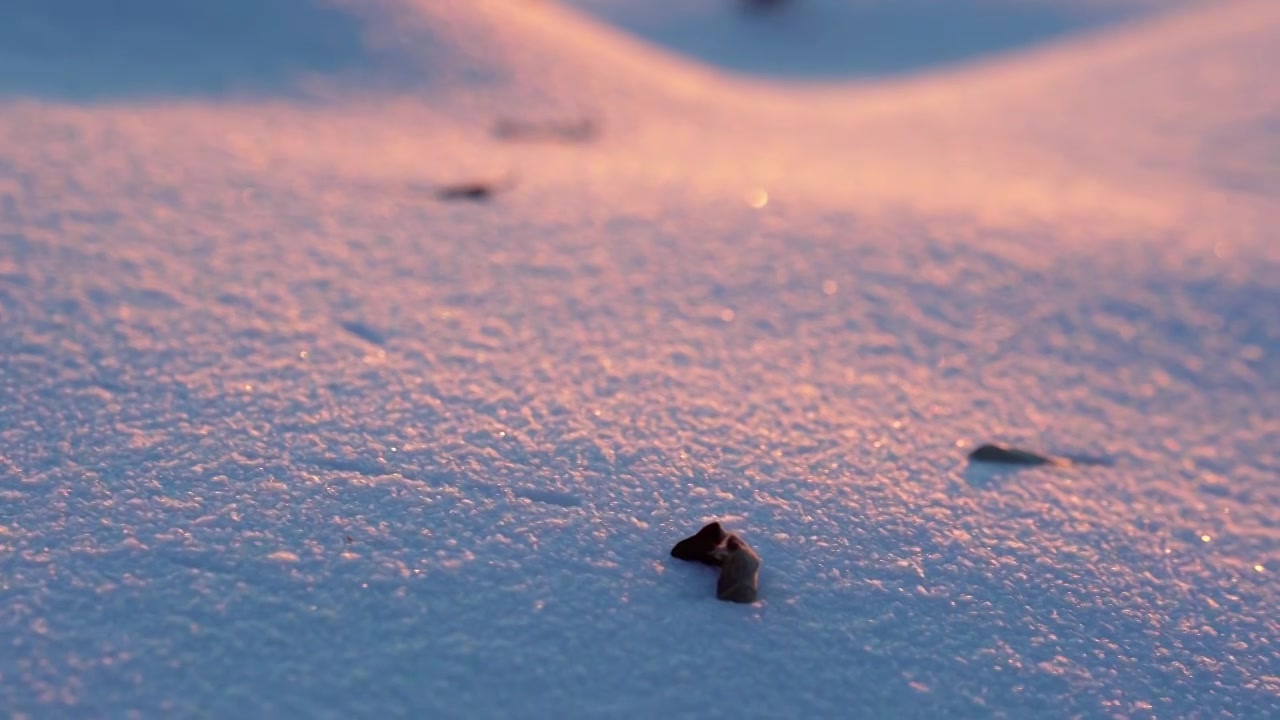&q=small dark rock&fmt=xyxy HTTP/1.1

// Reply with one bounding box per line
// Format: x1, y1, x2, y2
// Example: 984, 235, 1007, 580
671, 521, 728, 566
671, 522, 763, 603
435, 182, 500, 202
714, 535, 760, 604
968, 443, 1058, 466
492, 117, 598, 144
